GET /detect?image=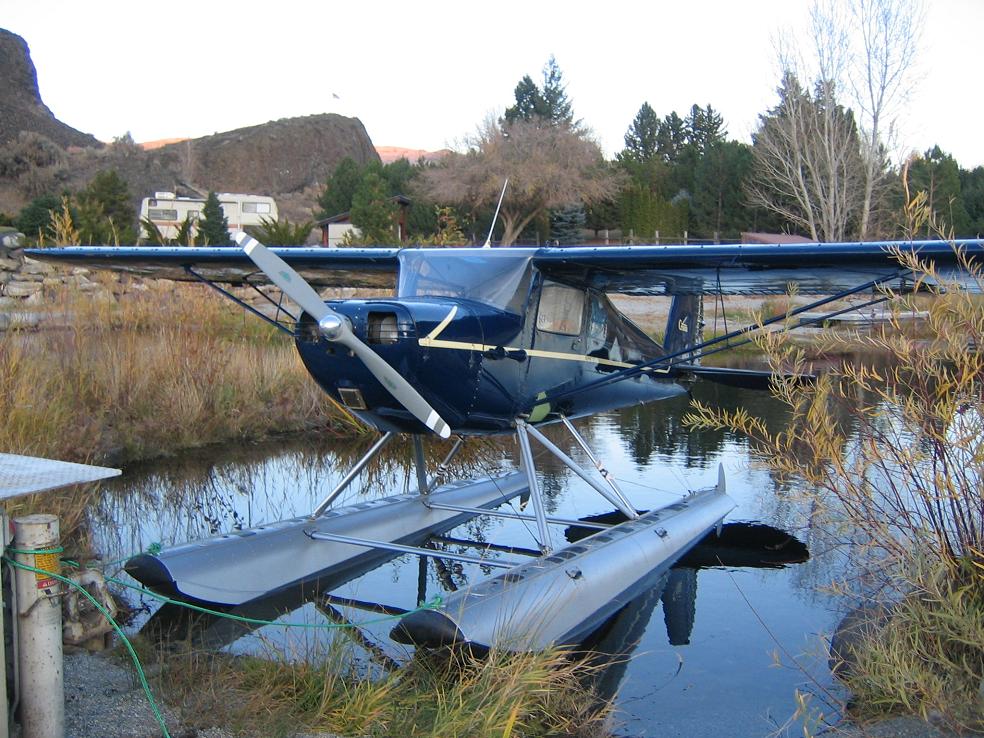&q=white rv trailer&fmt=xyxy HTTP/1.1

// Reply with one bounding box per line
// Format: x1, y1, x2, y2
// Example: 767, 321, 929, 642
139, 192, 278, 241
